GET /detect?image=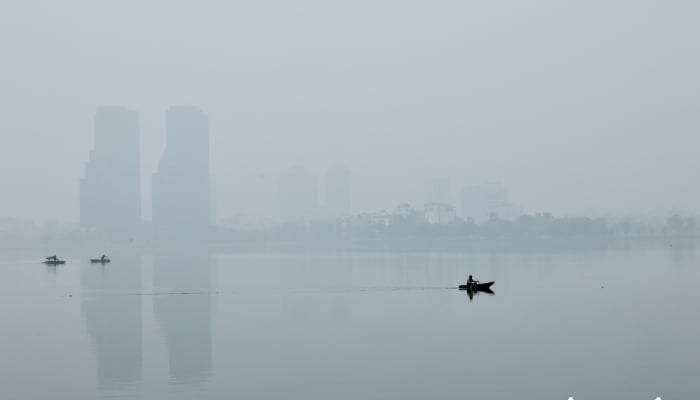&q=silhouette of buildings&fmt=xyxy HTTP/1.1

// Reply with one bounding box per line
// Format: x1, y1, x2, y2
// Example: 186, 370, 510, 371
80, 107, 141, 233
394, 203, 415, 219
460, 182, 521, 222
324, 164, 351, 220
343, 211, 391, 229
209, 175, 217, 224
278, 166, 317, 225
424, 202, 457, 225
152, 107, 210, 237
